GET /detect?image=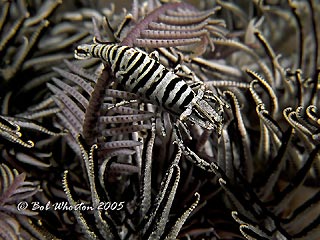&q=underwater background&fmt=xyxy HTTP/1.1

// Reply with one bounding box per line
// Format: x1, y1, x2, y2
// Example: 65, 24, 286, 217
0, 0, 319, 239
